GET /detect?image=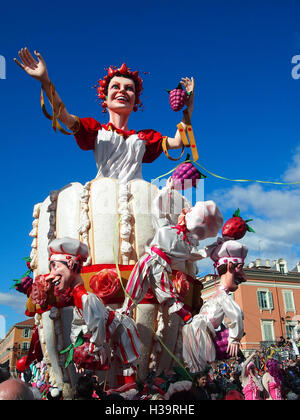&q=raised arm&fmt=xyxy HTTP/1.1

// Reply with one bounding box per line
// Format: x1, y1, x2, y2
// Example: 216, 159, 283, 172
14, 47, 77, 130
241, 352, 256, 381
166, 77, 195, 149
